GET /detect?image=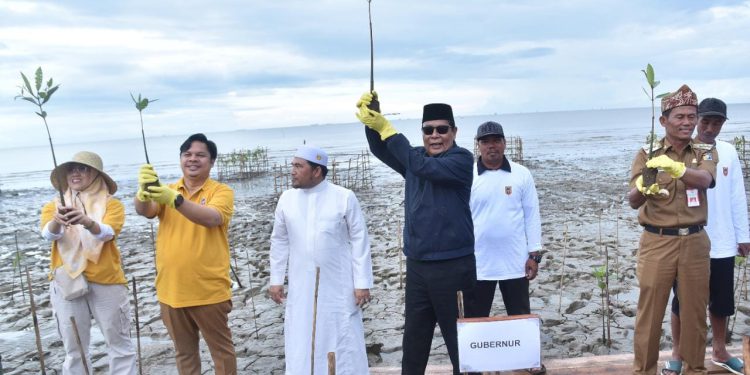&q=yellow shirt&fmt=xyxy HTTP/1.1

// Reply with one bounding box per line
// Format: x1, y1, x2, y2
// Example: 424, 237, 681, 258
41, 198, 127, 285
155, 178, 234, 308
